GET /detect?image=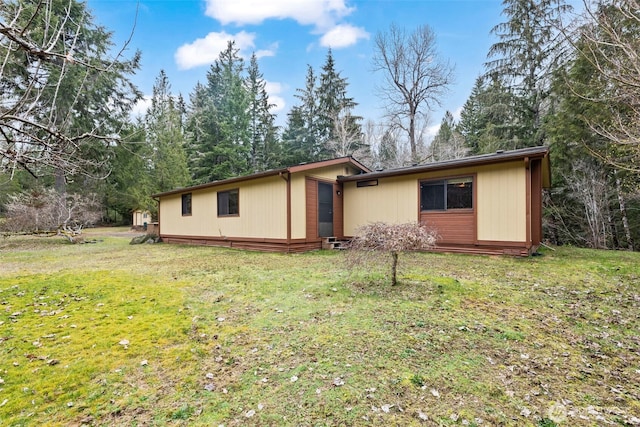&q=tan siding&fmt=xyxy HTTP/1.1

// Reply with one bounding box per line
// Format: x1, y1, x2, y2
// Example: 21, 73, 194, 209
344, 162, 527, 244
343, 176, 419, 235
159, 176, 287, 239
290, 174, 307, 239
477, 162, 526, 242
